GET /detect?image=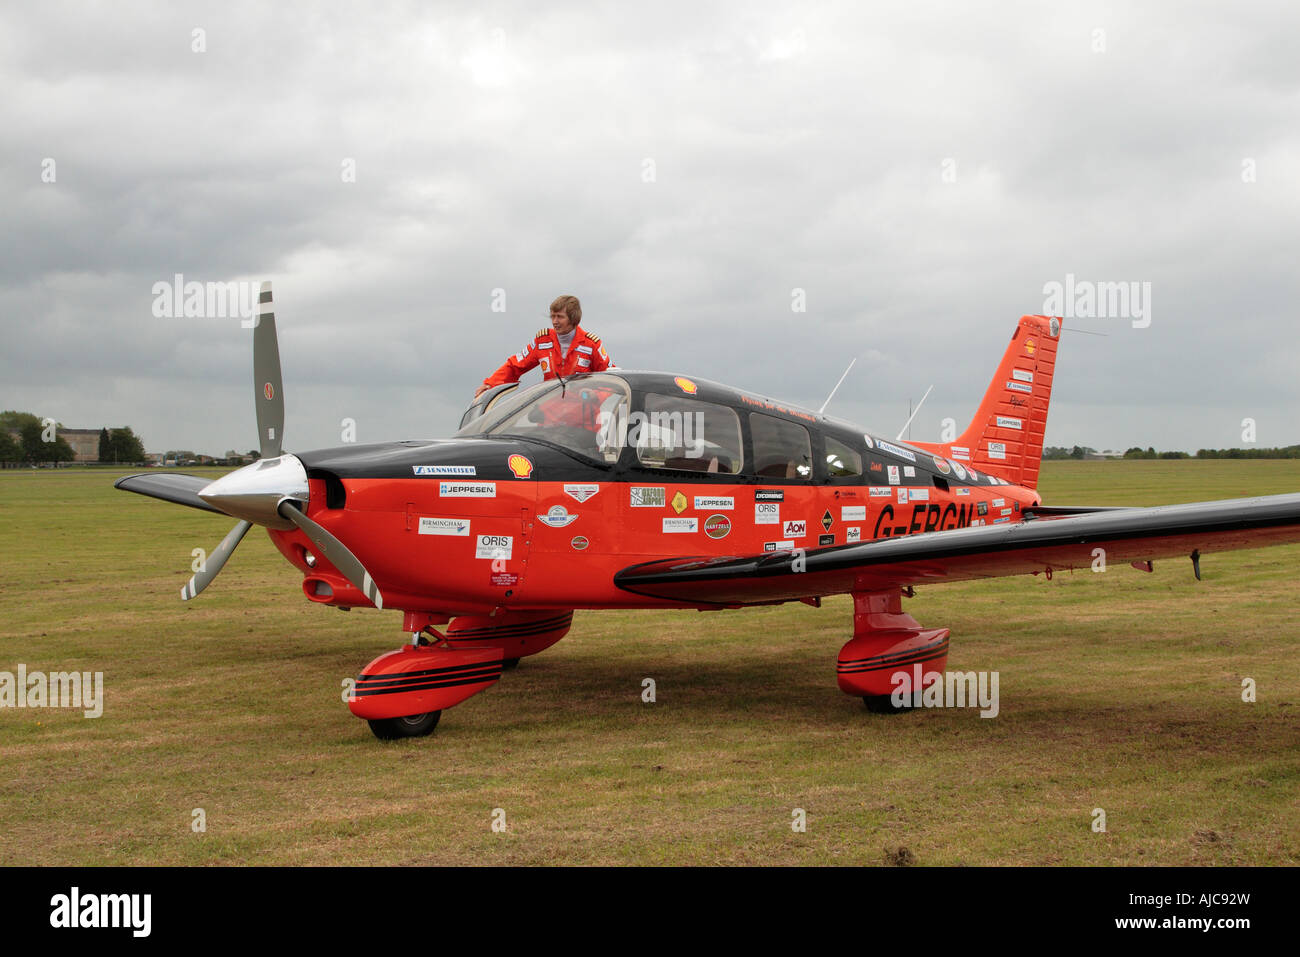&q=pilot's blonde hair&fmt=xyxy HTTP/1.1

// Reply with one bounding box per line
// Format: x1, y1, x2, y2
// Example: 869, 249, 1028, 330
550, 295, 581, 325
